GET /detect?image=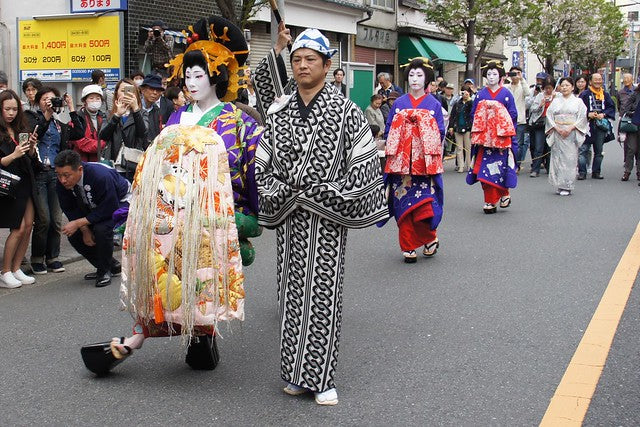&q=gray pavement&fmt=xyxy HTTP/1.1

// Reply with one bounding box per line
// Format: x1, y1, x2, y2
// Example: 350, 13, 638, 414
0, 142, 639, 425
